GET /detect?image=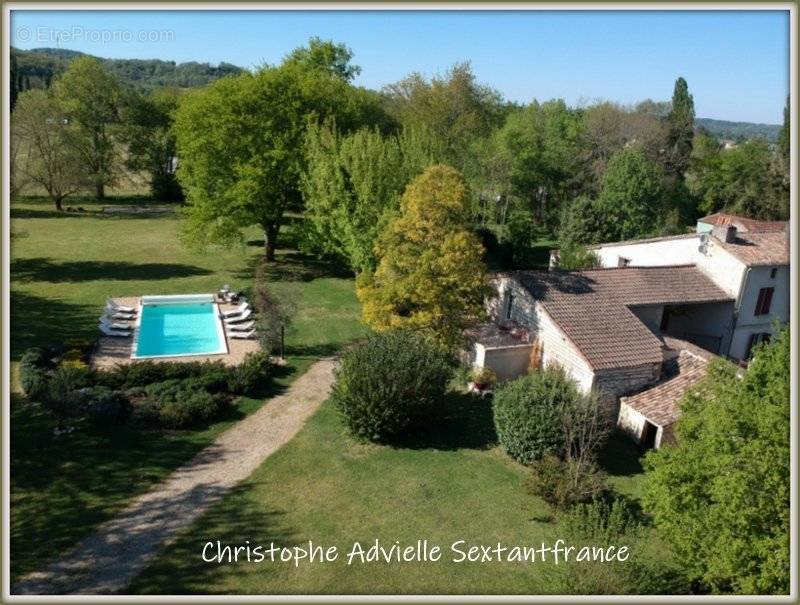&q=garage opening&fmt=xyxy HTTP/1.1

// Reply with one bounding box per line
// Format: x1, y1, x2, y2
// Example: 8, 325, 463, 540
641, 421, 658, 449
